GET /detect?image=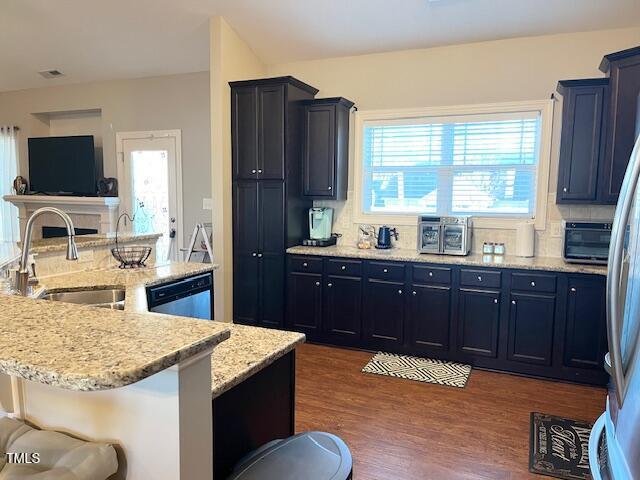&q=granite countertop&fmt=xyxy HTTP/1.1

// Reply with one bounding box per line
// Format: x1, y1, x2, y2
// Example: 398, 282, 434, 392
0, 262, 230, 391
31, 262, 305, 398
27, 232, 161, 255
286, 245, 608, 276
